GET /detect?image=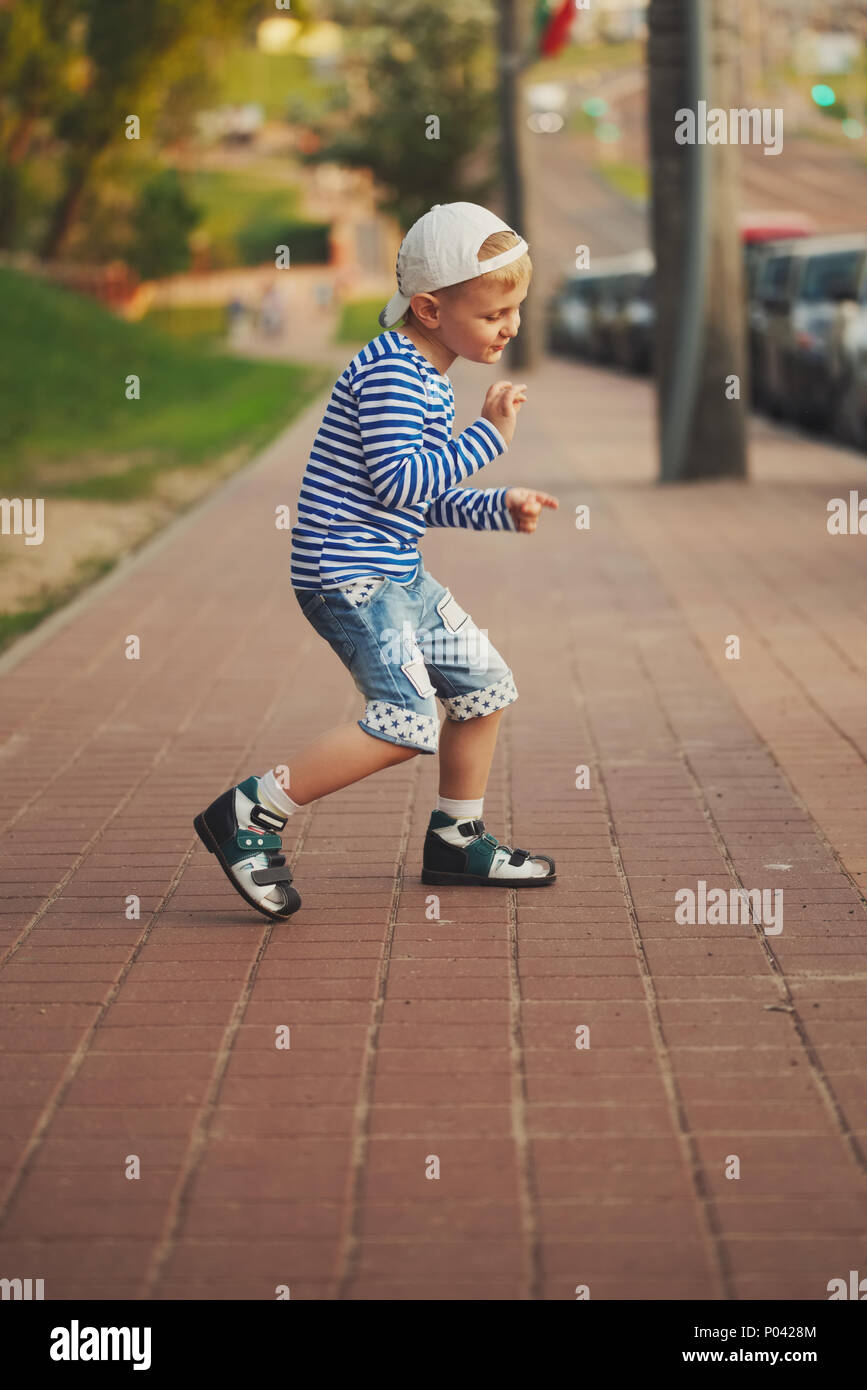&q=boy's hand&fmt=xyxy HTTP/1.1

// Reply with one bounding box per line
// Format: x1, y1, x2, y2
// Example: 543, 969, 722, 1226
481, 380, 527, 448
505, 487, 559, 534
